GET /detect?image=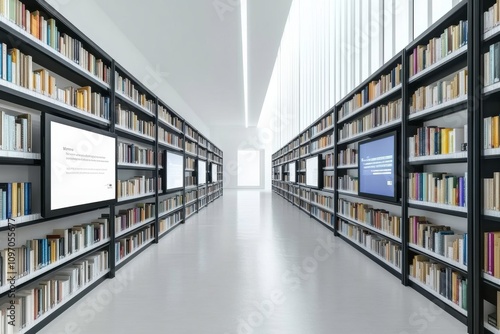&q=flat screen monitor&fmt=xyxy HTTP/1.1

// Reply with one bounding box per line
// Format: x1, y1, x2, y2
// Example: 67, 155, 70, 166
198, 160, 206, 185
358, 131, 398, 202
305, 156, 321, 188
42, 114, 116, 218
166, 151, 184, 190
211, 163, 218, 183
289, 162, 296, 183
